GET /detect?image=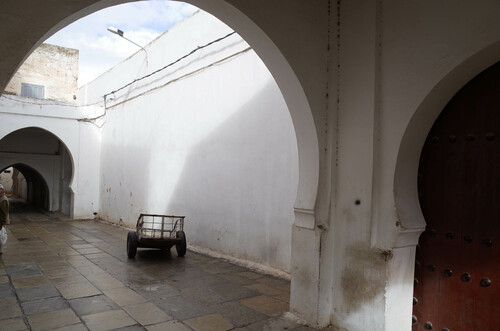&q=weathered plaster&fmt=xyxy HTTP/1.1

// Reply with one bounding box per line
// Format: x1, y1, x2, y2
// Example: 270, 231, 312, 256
5, 43, 78, 103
